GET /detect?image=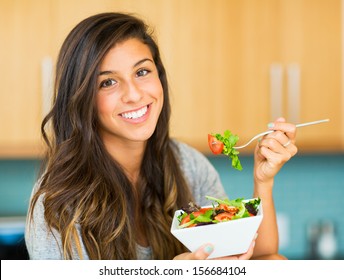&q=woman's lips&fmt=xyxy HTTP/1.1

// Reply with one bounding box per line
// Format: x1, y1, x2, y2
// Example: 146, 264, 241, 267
119, 104, 151, 122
